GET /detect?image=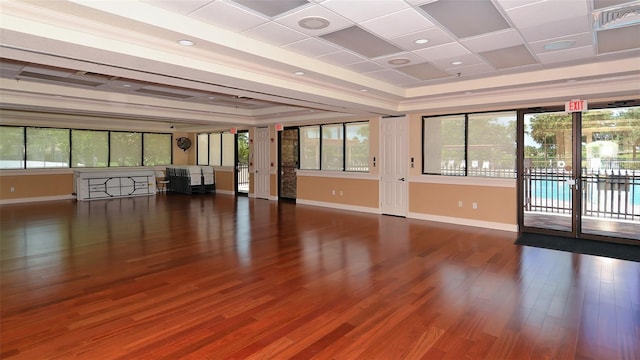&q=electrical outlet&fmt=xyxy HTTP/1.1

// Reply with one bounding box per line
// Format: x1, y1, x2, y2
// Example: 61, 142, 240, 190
339, 190, 343, 196
10, 186, 15, 193
332, 190, 336, 195
472, 202, 478, 209
458, 201, 462, 208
